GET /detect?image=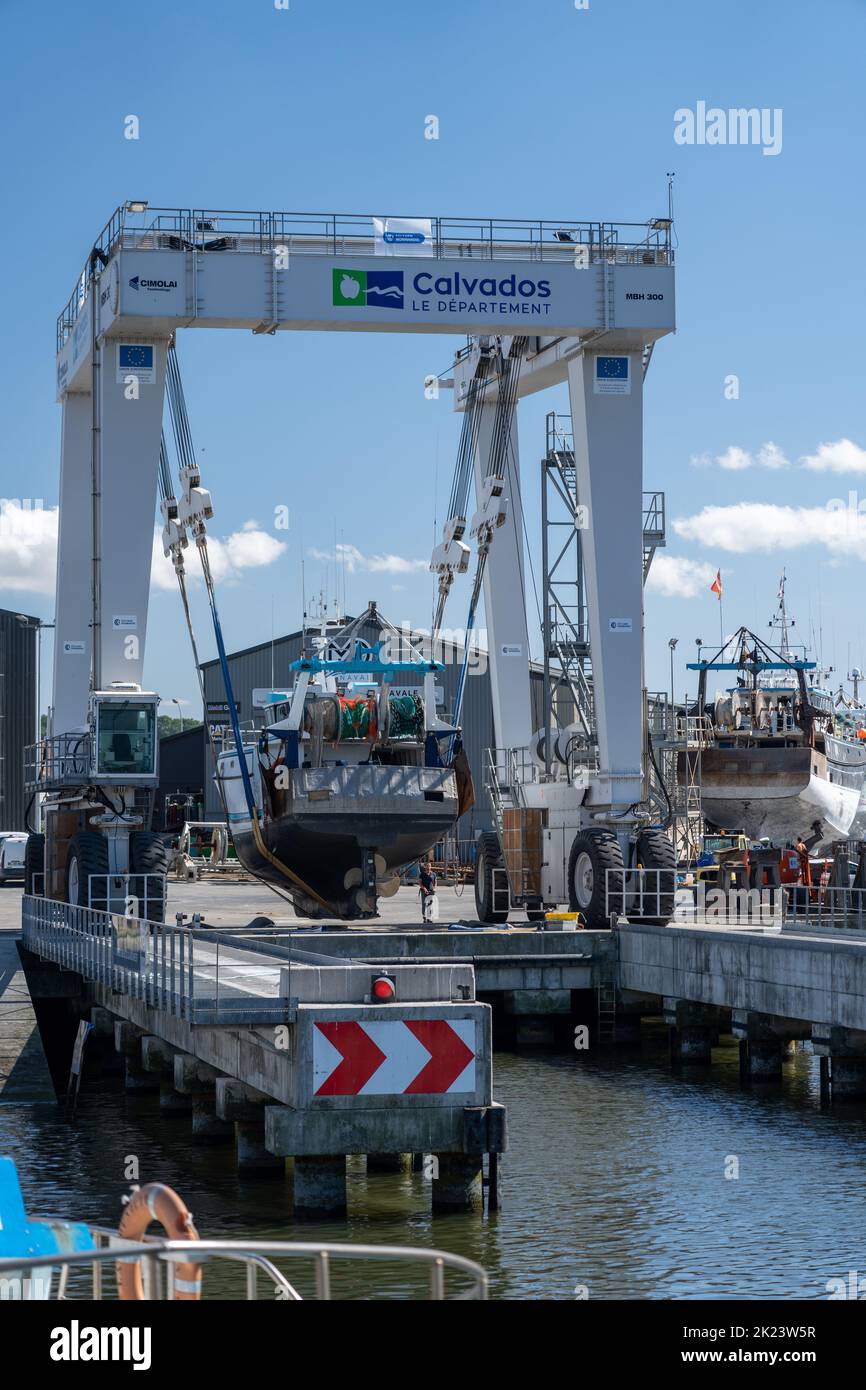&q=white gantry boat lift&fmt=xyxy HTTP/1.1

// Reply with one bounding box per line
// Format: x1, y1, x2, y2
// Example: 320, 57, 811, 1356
47, 203, 676, 928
